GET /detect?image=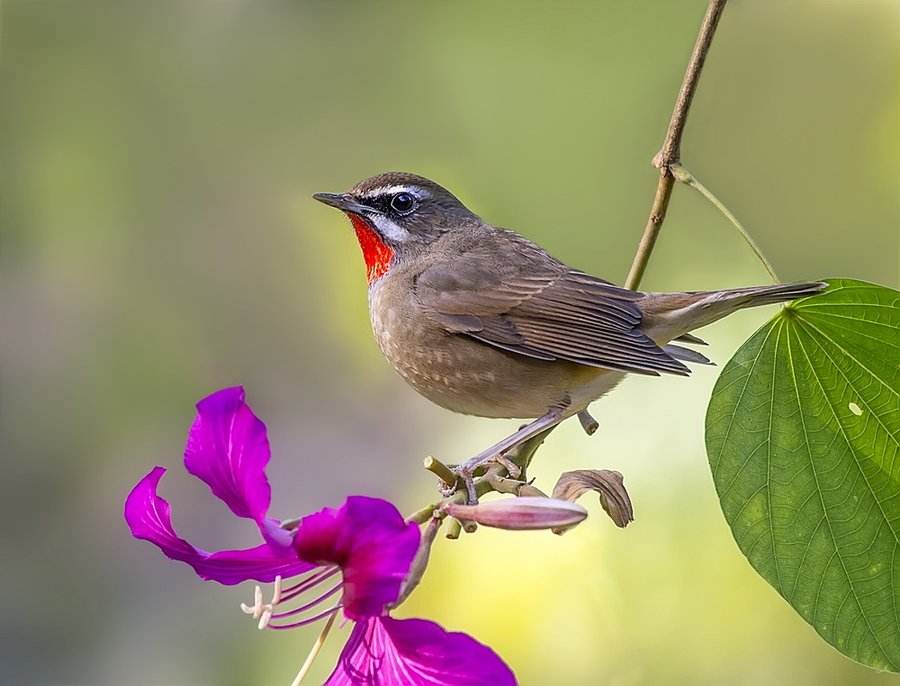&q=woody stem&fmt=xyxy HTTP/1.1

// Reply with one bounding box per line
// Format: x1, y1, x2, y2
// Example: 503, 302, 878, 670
624, 0, 728, 290
407, 426, 555, 526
